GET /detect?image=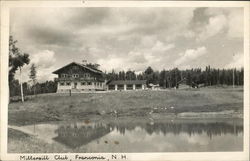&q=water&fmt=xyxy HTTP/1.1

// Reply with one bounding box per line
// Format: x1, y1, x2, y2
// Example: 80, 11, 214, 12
11, 118, 243, 152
